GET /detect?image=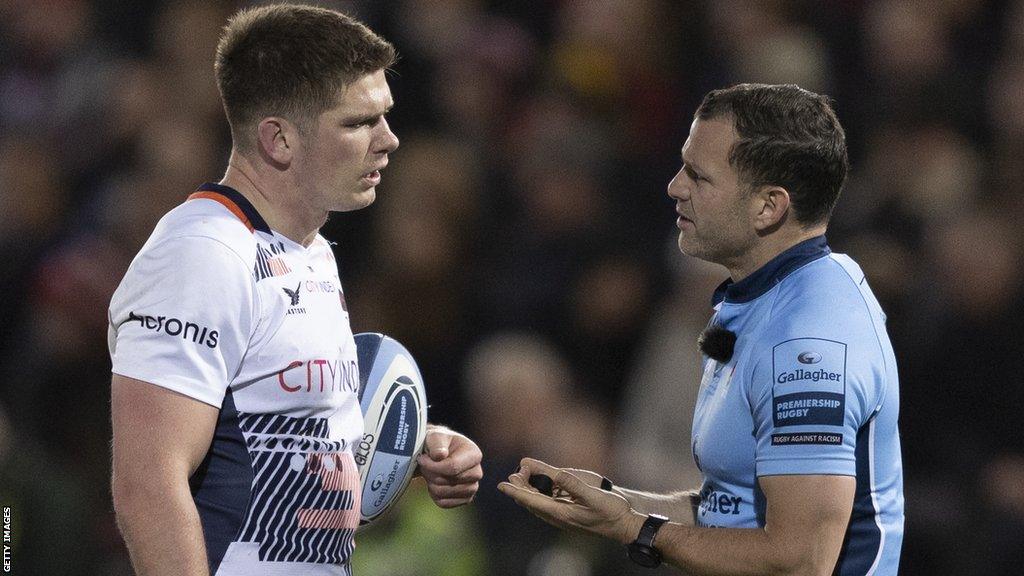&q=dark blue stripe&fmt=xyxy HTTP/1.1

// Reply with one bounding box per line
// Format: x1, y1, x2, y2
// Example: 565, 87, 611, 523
712, 235, 831, 305
833, 420, 882, 575
355, 333, 384, 403
196, 182, 272, 234
190, 389, 254, 574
